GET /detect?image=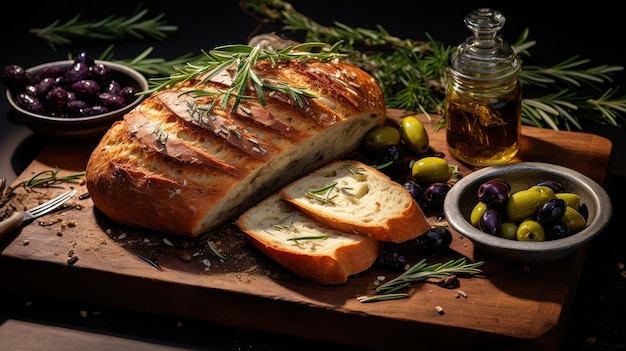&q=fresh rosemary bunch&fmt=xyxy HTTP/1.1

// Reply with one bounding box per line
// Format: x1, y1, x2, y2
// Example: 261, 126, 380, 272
240, 0, 626, 131
30, 6, 178, 50
142, 42, 345, 112
358, 257, 485, 303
